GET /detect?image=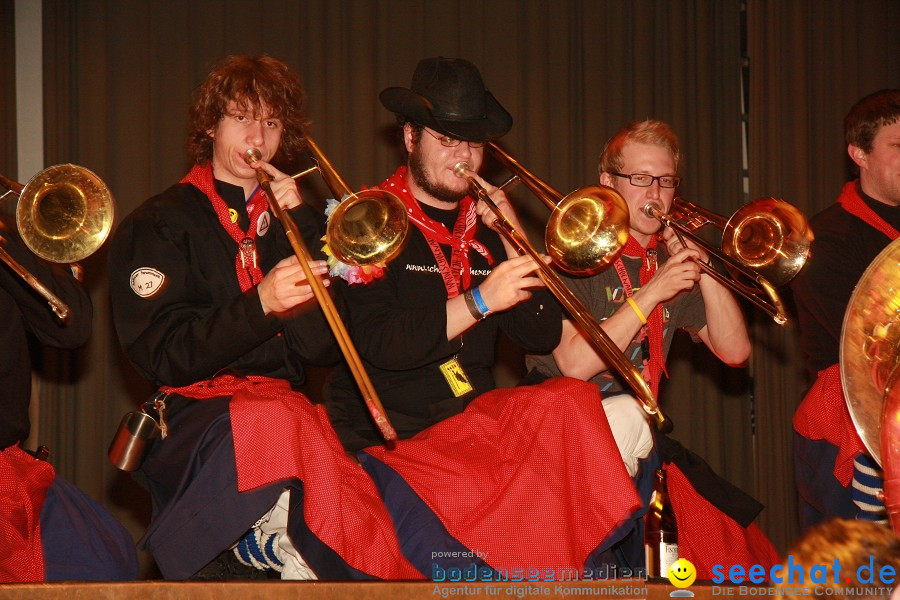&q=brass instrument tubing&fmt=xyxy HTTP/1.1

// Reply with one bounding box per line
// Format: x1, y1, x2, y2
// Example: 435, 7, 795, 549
0, 173, 24, 194
882, 368, 900, 534
0, 174, 71, 320
244, 150, 397, 442
487, 142, 561, 211
643, 202, 788, 326
0, 244, 70, 320
453, 162, 666, 431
